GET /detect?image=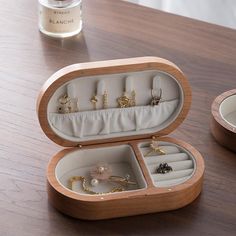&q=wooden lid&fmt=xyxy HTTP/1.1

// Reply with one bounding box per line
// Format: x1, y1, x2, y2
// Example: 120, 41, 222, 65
37, 57, 191, 147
